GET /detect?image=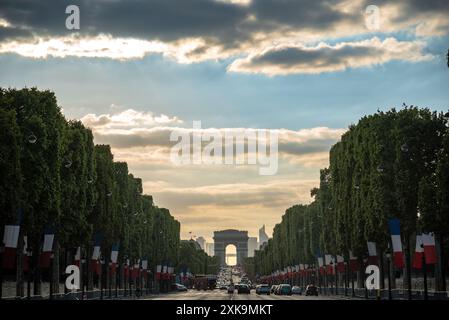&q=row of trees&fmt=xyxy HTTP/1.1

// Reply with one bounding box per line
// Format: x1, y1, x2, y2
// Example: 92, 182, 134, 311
255, 107, 449, 290
0, 88, 197, 295
178, 240, 218, 275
